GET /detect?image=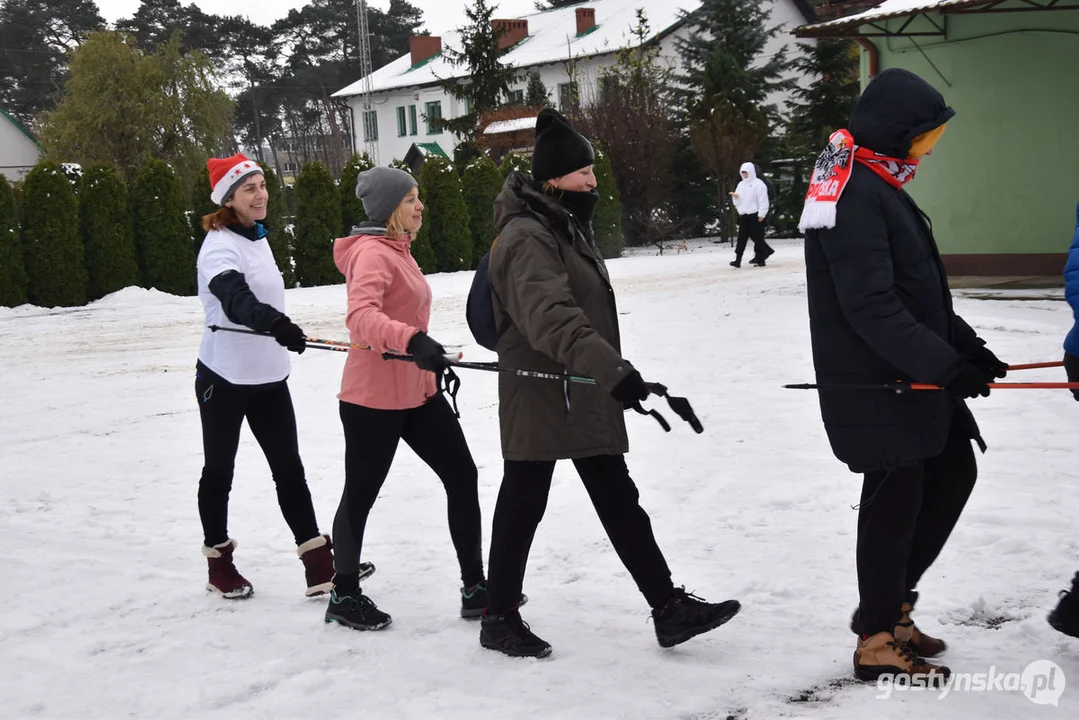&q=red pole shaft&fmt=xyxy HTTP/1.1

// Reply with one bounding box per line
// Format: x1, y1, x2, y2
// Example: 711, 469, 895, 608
1007, 361, 1064, 371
